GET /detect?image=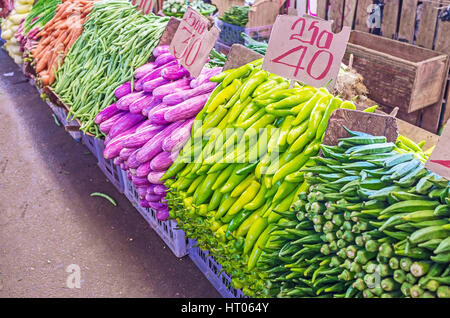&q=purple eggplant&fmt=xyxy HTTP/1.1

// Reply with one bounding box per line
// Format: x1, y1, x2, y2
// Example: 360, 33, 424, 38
114, 81, 132, 99
139, 199, 151, 208
153, 185, 167, 196
134, 62, 156, 79
150, 151, 176, 172
99, 111, 127, 135
122, 125, 164, 149
152, 78, 191, 100
148, 201, 168, 210
154, 52, 176, 67
146, 184, 157, 195
135, 121, 183, 163
113, 157, 122, 166
164, 93, 210, 122
141, 97, 162, 117
134, 60, 177, 91
163, 81, 216, 106
126, 149, 144, 169
147, 171, 165, 185
190, 67, 222, 88
128, 93, 154, 114
95, 102, 122, 125
161, 65, 190, 81
120, 162, 128, 170
142, 77, 170, 93
148, 104, 173, 125
107, 113, 145, 140
103, 126, 139, 159
156, 208, 170, 221
116, 91, 146, 111
132, 174, 151, 187
145, 193, 164, 202
136, 161, 152, 178
162, 118, 194, 152
152, 45, 170, 57
137, 186, 148, 199
119, 147, 137, 161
